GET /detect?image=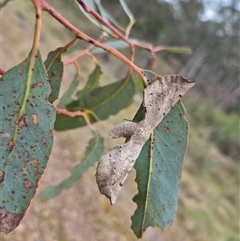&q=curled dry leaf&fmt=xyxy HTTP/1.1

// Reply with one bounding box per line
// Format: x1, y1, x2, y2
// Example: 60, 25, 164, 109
96, 75, 195, 204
